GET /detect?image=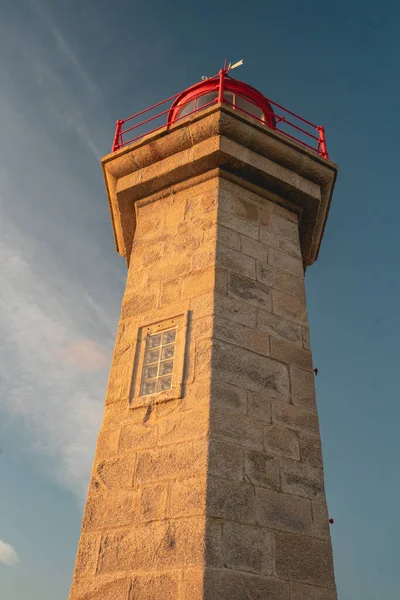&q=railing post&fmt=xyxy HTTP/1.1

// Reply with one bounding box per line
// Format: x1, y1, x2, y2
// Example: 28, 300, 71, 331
112, 119, 123, 152
317, 126, 329, 160
217, 68, 225, 104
